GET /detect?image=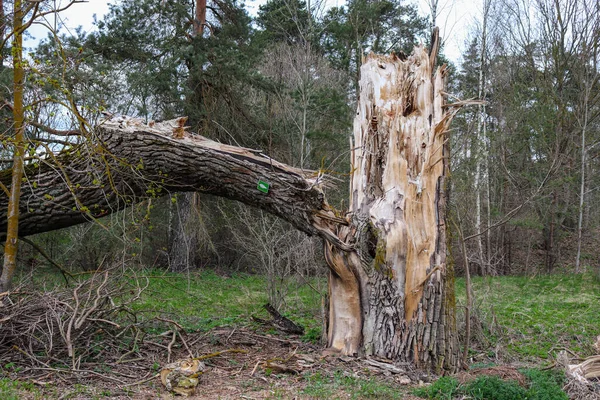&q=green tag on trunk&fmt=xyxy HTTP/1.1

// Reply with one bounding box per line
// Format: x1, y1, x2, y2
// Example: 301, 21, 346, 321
257, 180, 270, 194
